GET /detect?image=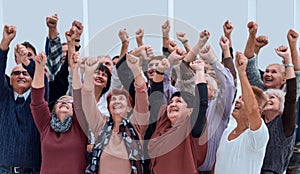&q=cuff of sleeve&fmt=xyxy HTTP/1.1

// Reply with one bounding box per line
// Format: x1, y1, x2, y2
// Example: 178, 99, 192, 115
134, 82, 147, 93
